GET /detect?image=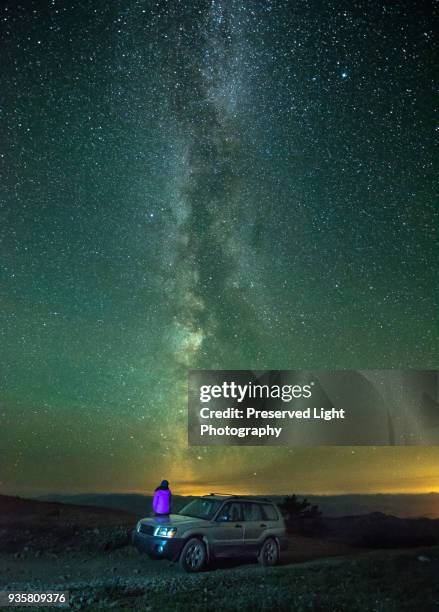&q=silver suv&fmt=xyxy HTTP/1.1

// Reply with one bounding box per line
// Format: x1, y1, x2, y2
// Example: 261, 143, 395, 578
132, 494, 287, 572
